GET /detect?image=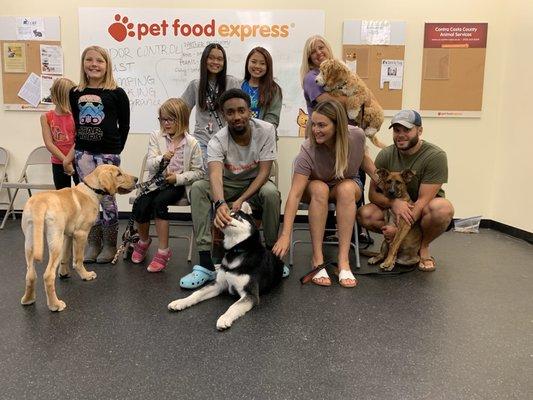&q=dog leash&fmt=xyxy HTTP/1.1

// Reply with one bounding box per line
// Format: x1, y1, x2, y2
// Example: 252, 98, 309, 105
352, 264, 417, 276
359, 103, 366, 130
299, 262, 333, 284
111, 158, 171, 265
299, 260, 416, 283
206, 84, 224, 133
